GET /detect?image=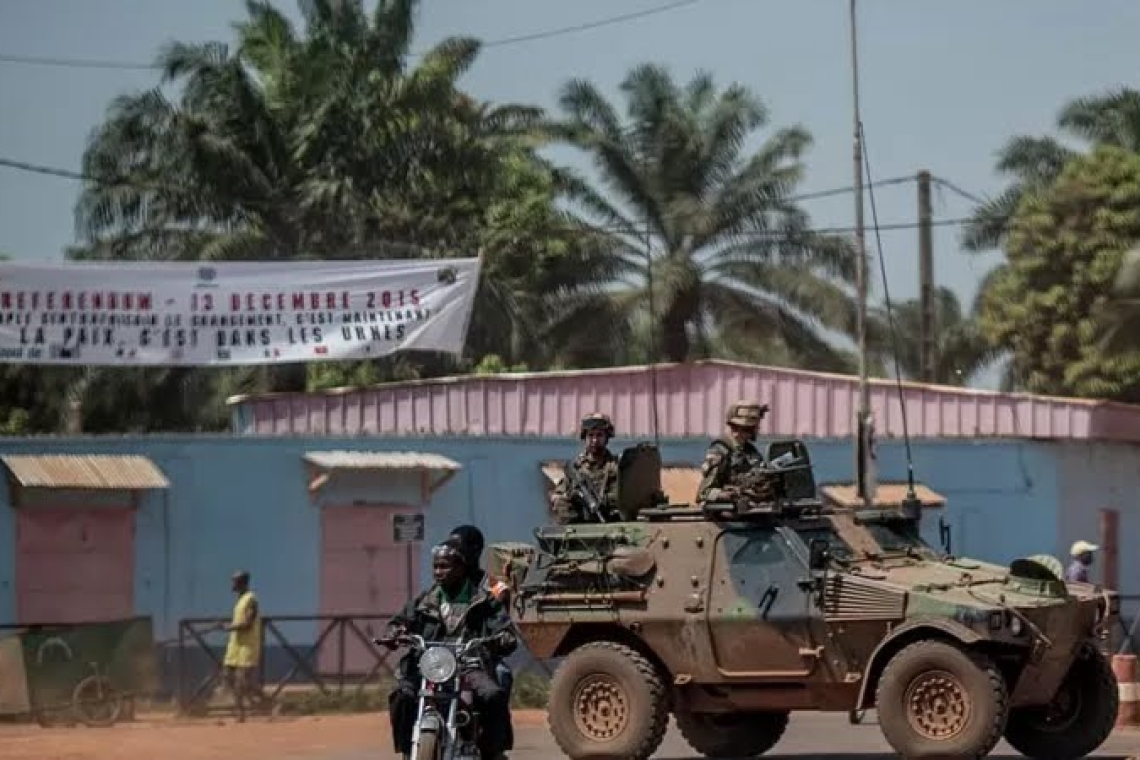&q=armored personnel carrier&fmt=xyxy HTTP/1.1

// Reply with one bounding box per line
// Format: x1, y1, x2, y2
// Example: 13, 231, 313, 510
490, 440, 1121, 759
